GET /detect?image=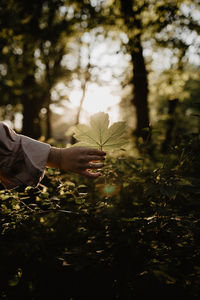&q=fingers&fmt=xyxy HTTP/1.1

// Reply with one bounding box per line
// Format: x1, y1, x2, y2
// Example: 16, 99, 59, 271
78, 161, 104, 170
63, 147, 106, 178
86, 148, 106, 156
85, 155, 105, 162
85, 162, 104, 169
80, 170, 101, 178
79, 161, 104, 177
